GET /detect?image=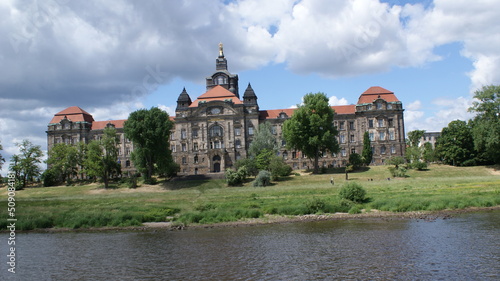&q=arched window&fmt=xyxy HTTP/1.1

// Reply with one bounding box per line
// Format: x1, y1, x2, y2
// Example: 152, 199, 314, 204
213, 155, 221, 162
209, 125, 223, 137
